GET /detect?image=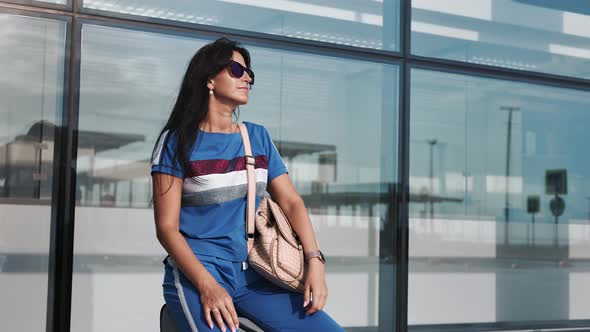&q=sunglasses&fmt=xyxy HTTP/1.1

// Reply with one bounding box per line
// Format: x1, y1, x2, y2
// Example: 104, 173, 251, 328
227, 60, 255, 85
